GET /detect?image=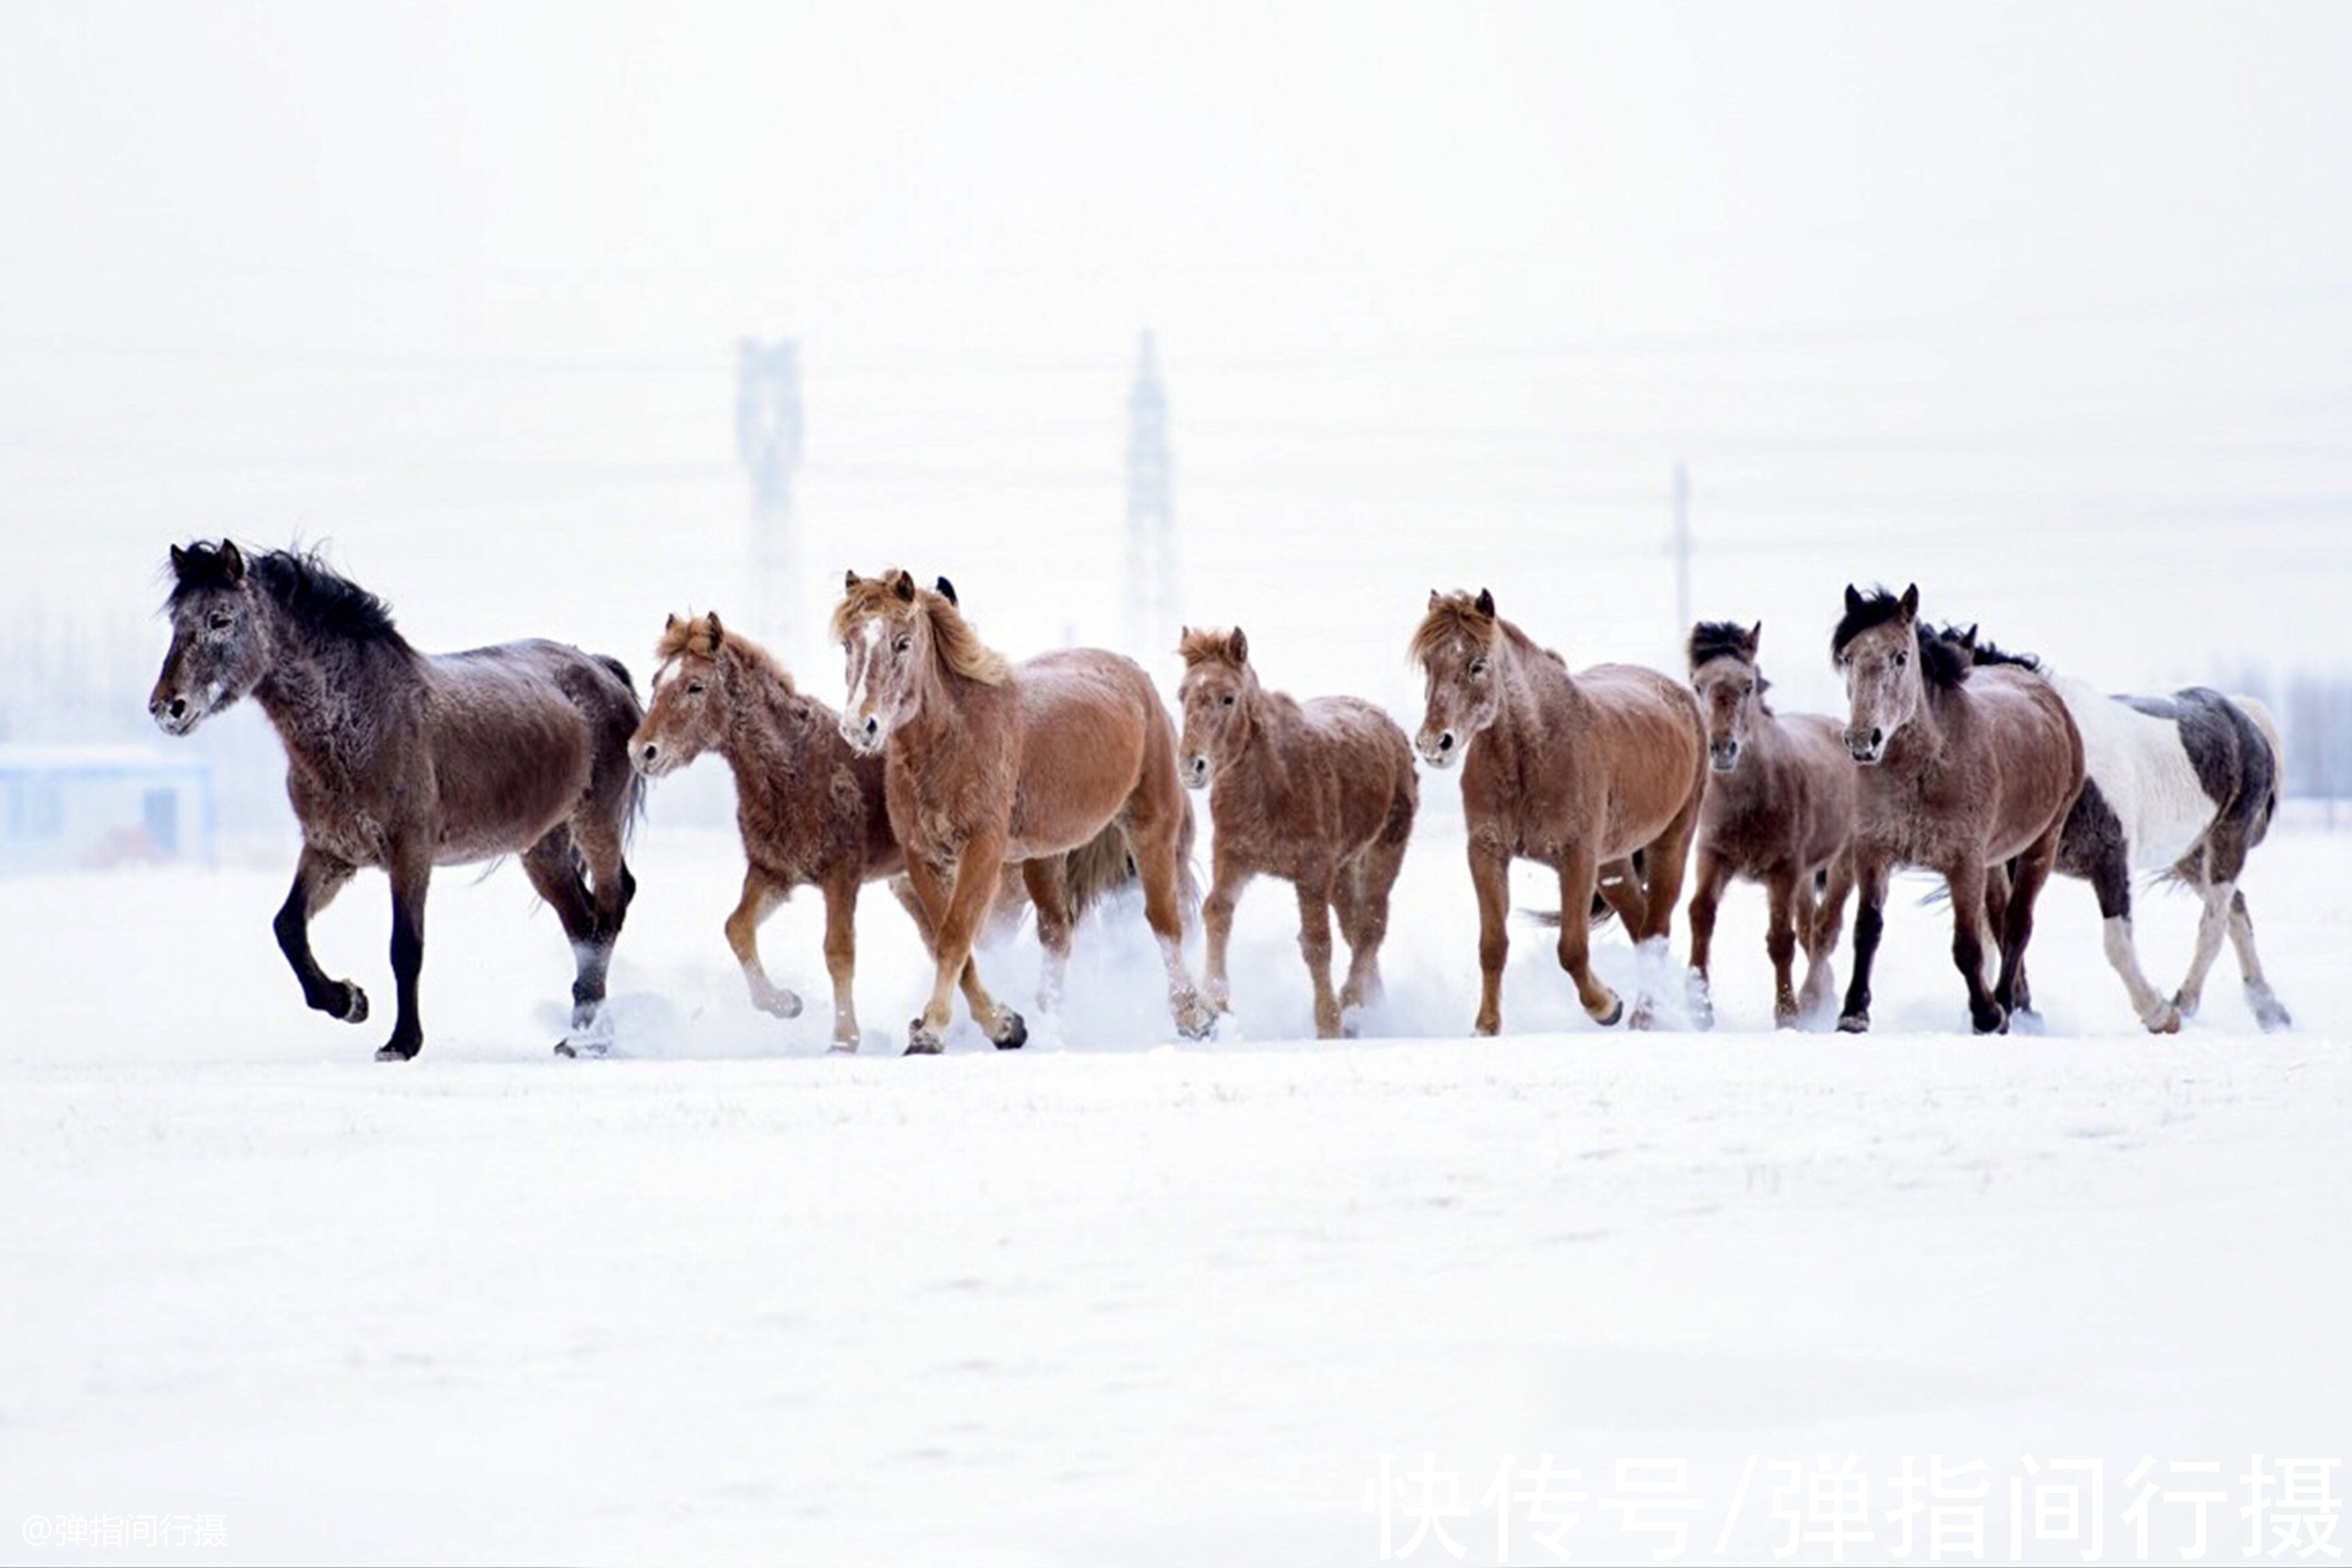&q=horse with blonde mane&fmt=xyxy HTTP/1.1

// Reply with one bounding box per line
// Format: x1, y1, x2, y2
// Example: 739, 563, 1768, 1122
1177, 626, 1417, 1038
833, 570, 1210, 1053
629, 610, 1130, 1050
1411, 588, 1708, 1033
